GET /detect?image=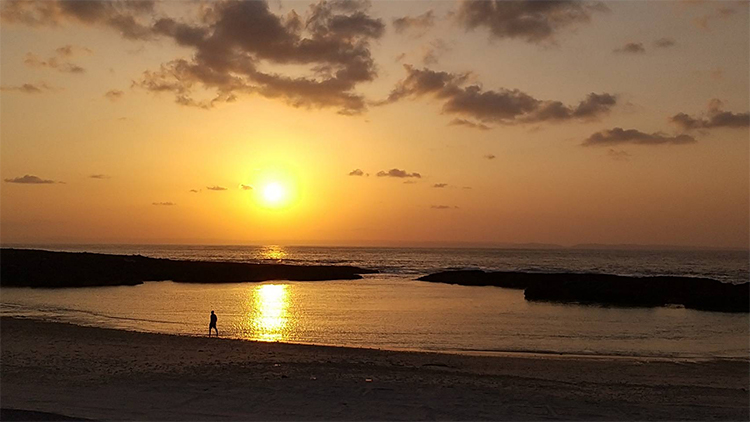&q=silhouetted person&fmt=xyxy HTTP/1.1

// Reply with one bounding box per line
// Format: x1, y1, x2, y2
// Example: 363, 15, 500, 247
209, 310, 218, 337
